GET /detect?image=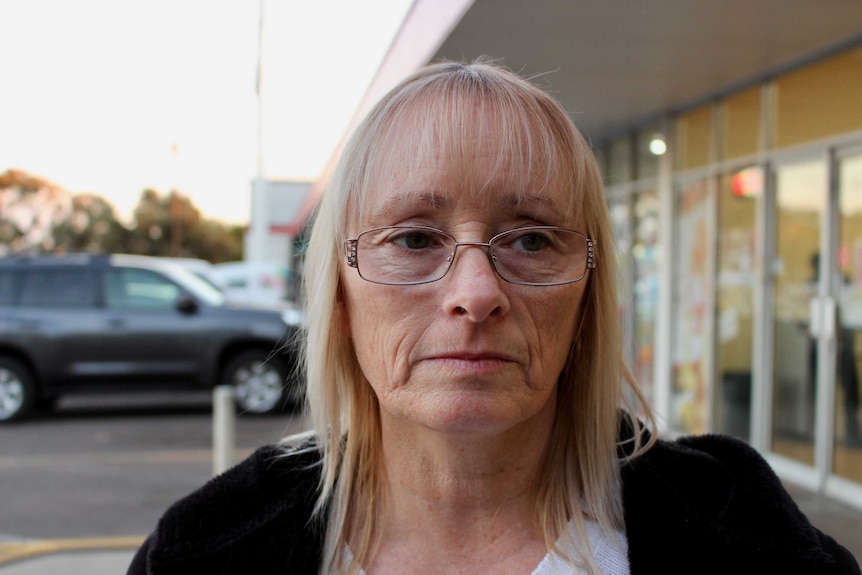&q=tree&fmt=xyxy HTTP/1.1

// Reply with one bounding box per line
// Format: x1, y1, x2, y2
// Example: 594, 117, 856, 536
0, 169, 243, 262
51, 194, 131, 253
0, 169, 72, 254
128, 189, 242, 262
